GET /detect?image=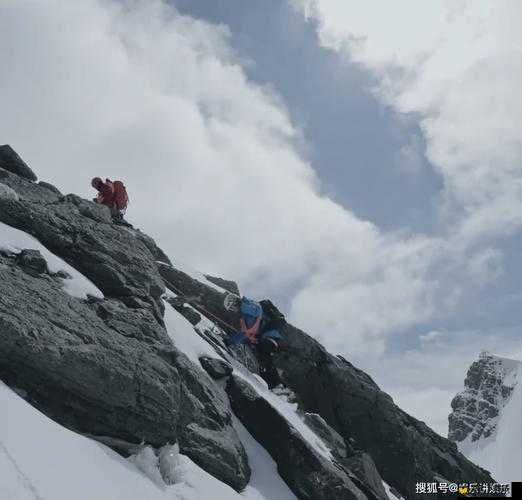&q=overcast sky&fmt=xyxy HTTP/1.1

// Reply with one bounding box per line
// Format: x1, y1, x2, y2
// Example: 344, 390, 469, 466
1, 0, 522, 436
